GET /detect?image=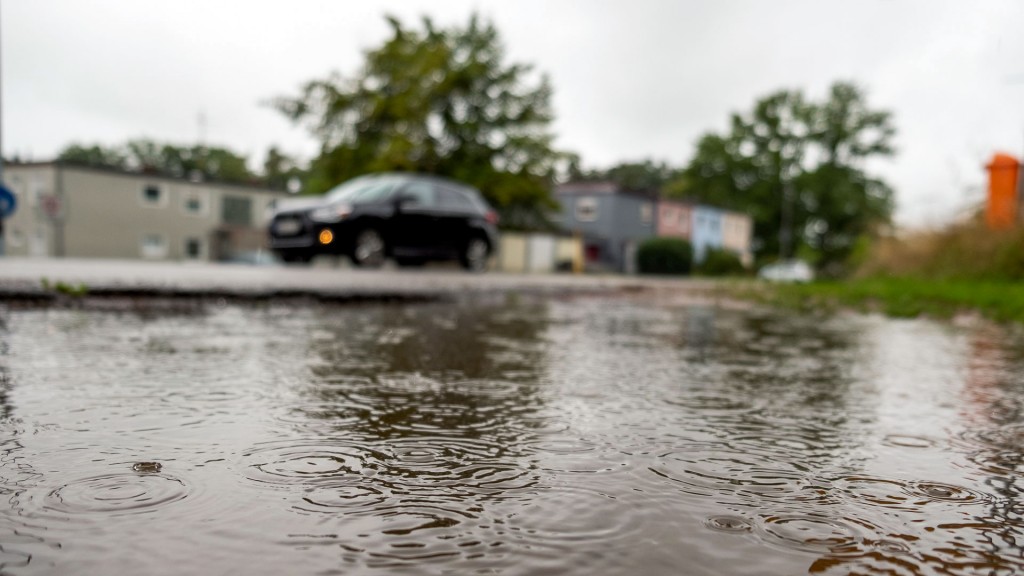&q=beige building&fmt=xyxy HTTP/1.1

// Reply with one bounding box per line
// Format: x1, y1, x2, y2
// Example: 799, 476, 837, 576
722, 210, 753, 267
1, 162, 285, 261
